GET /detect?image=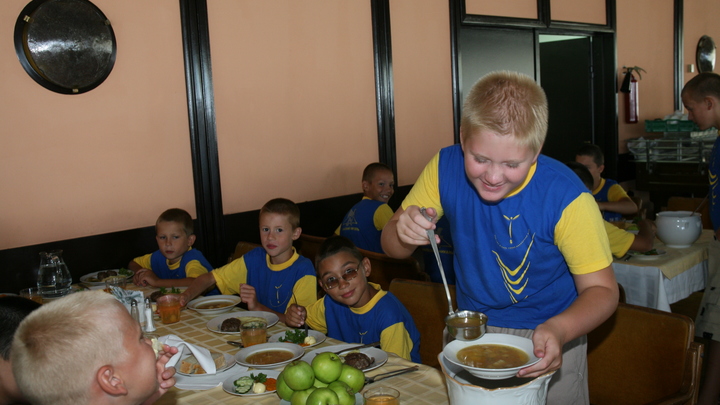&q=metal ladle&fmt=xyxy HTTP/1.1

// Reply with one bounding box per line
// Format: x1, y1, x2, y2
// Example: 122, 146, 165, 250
420, 208, 486, 341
